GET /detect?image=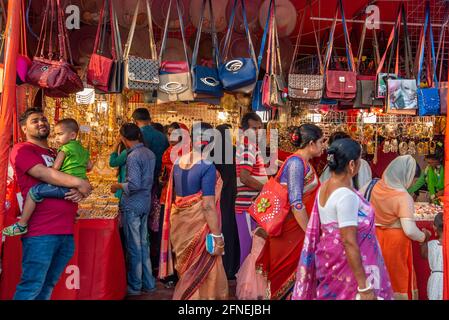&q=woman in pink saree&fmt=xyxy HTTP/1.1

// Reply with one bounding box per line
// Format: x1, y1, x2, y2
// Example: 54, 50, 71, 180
159, 122, 228, 300
292, 138, 393, 300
